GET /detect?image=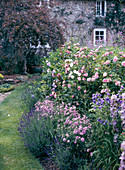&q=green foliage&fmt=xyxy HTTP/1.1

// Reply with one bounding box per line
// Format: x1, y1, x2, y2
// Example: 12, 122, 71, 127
41, 43, 125, 114
19, 43, 125, 169
0, 83, 15, 93
0, 0, 64, 74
